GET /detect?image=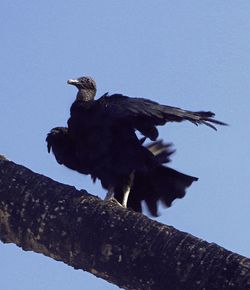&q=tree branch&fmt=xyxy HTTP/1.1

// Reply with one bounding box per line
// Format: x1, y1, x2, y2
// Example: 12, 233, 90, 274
0, 157, 249, 290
